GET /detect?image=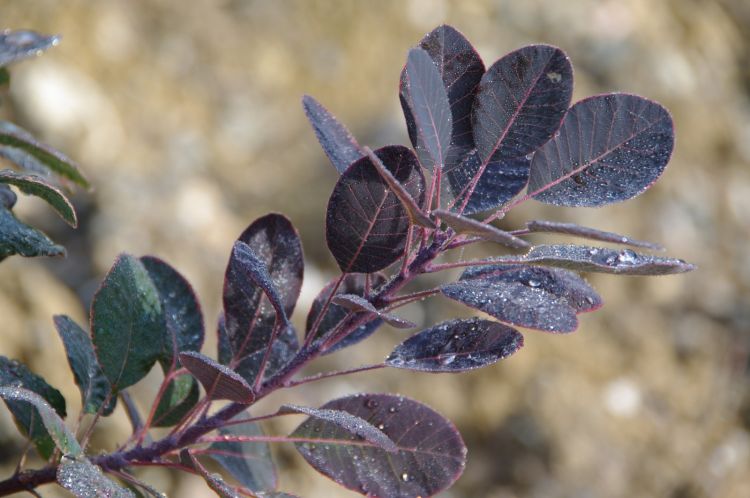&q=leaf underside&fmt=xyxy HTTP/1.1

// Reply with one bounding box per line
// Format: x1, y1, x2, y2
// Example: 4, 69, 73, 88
0, 205, 65, 259
526, 219, 664, 250
0, 169, 77, 226
0, 30, 60, 67
179, 351, 255, 403
57, 456, 135, 498
303, 95, 363, 174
